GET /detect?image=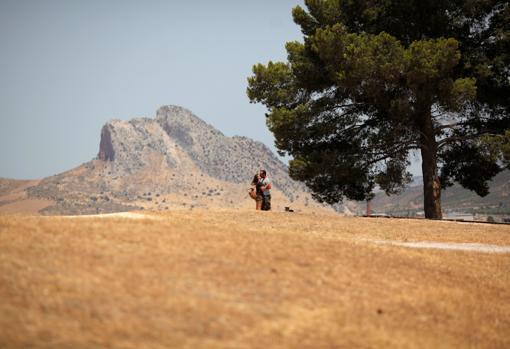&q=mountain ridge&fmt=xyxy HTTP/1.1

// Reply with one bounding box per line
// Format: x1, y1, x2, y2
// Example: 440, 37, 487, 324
370, 171, 510, 216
